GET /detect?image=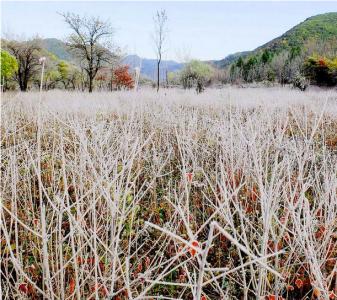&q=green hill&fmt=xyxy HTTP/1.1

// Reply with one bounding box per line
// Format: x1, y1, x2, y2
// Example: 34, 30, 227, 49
41, 38, 75, 62
256, 12, 337, 52
215, 12, 337, 68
